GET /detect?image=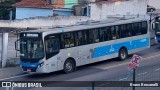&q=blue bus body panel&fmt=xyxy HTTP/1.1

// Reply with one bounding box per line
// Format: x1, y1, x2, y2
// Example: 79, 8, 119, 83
156, 36, 160, 42
93, 38, 149, 58
20, 61, 39, 68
